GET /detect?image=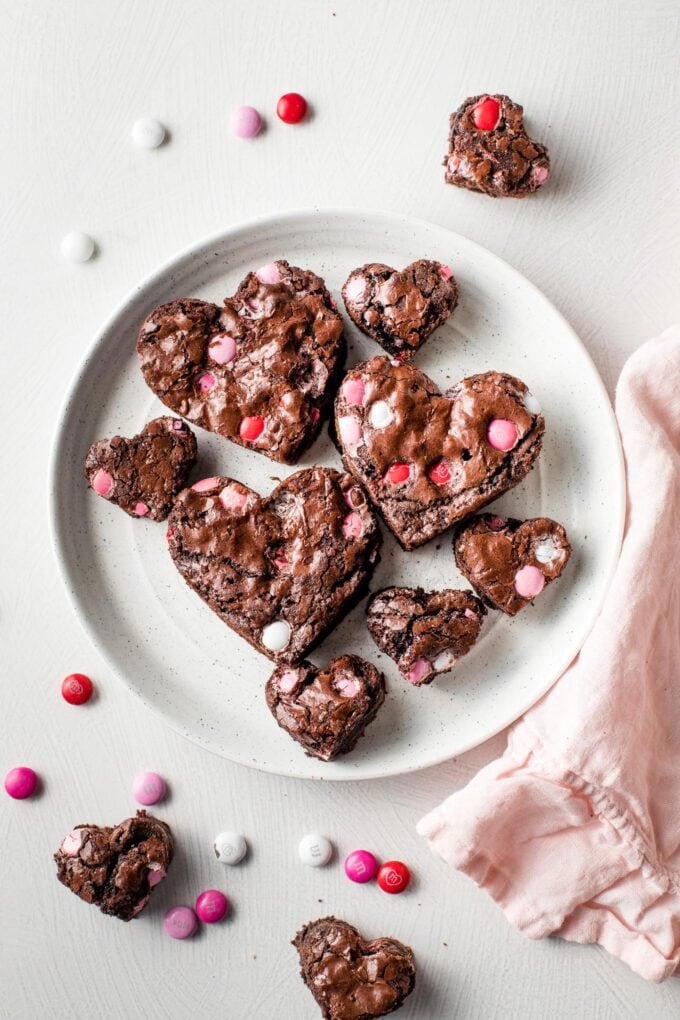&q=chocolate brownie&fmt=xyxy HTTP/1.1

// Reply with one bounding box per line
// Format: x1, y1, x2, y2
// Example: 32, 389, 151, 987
54, 810, 173, 921
265, 655, 385, 760
293, 916, 416, 1020
167, 467, 382, 665
136, 260, 345, 464
453, 513, 571, 615
444, 94, 550, 198
334, 356, 545, 550
83, 416, 197, 521
341, 260, 458, 360
367, 586, 485, 685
